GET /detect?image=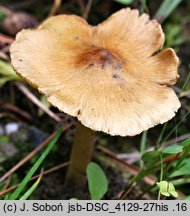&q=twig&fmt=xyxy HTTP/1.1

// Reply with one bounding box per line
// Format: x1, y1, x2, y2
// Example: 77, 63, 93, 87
97, 145, 156, 186
0, 6, 12, 16
0, 52, 9, 61
156, 151, 188, 166
0, 161, 69, 197
48, 0, 62, 17
0, 34, 14, 44
2, 176, 12, 191
1, 45, 11, 54
15, 82, 61, 122
1, 101, 33, 122
0, 123, 72, 183
0, 112, 18, 121
77, 0, 85, 15
119, 182, 137, 200
83, 0, 93, 20
162, 132, 190, 148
